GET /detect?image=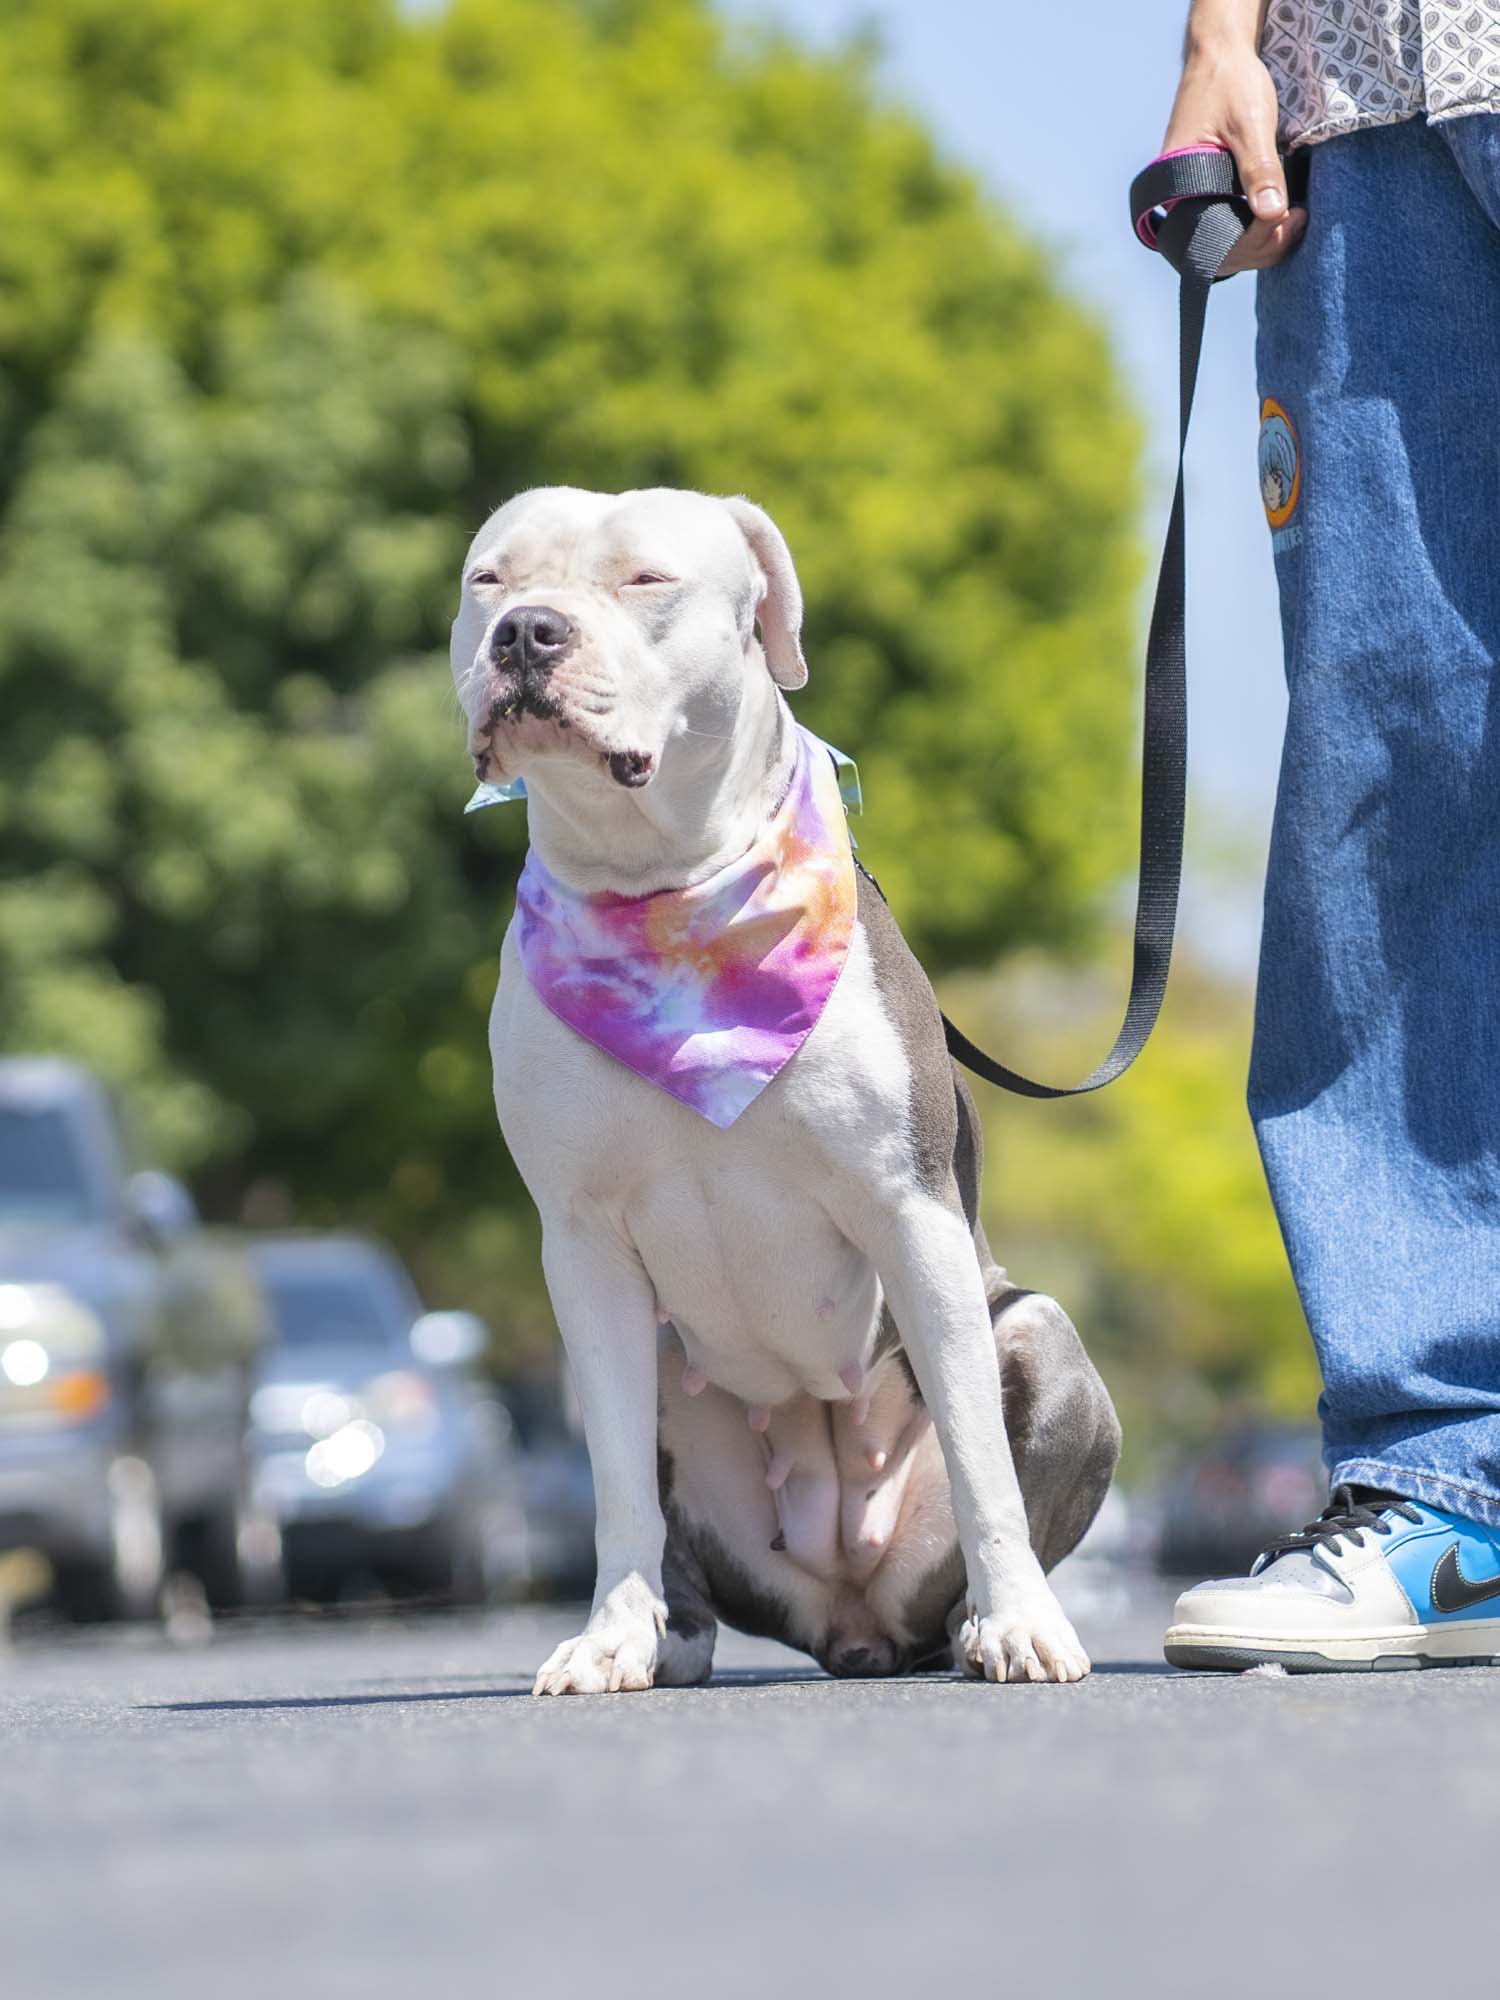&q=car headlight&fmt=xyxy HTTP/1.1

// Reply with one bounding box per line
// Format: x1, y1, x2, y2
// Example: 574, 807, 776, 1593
0, 1335, 48, 1387
249, 1383, 342, 1437
0, 1283, 110, 1425
363, 1371, 437, 1436
250, 1371, 436, 1442
296, 1375, 435, 1492
305, 1418, 385, 1489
